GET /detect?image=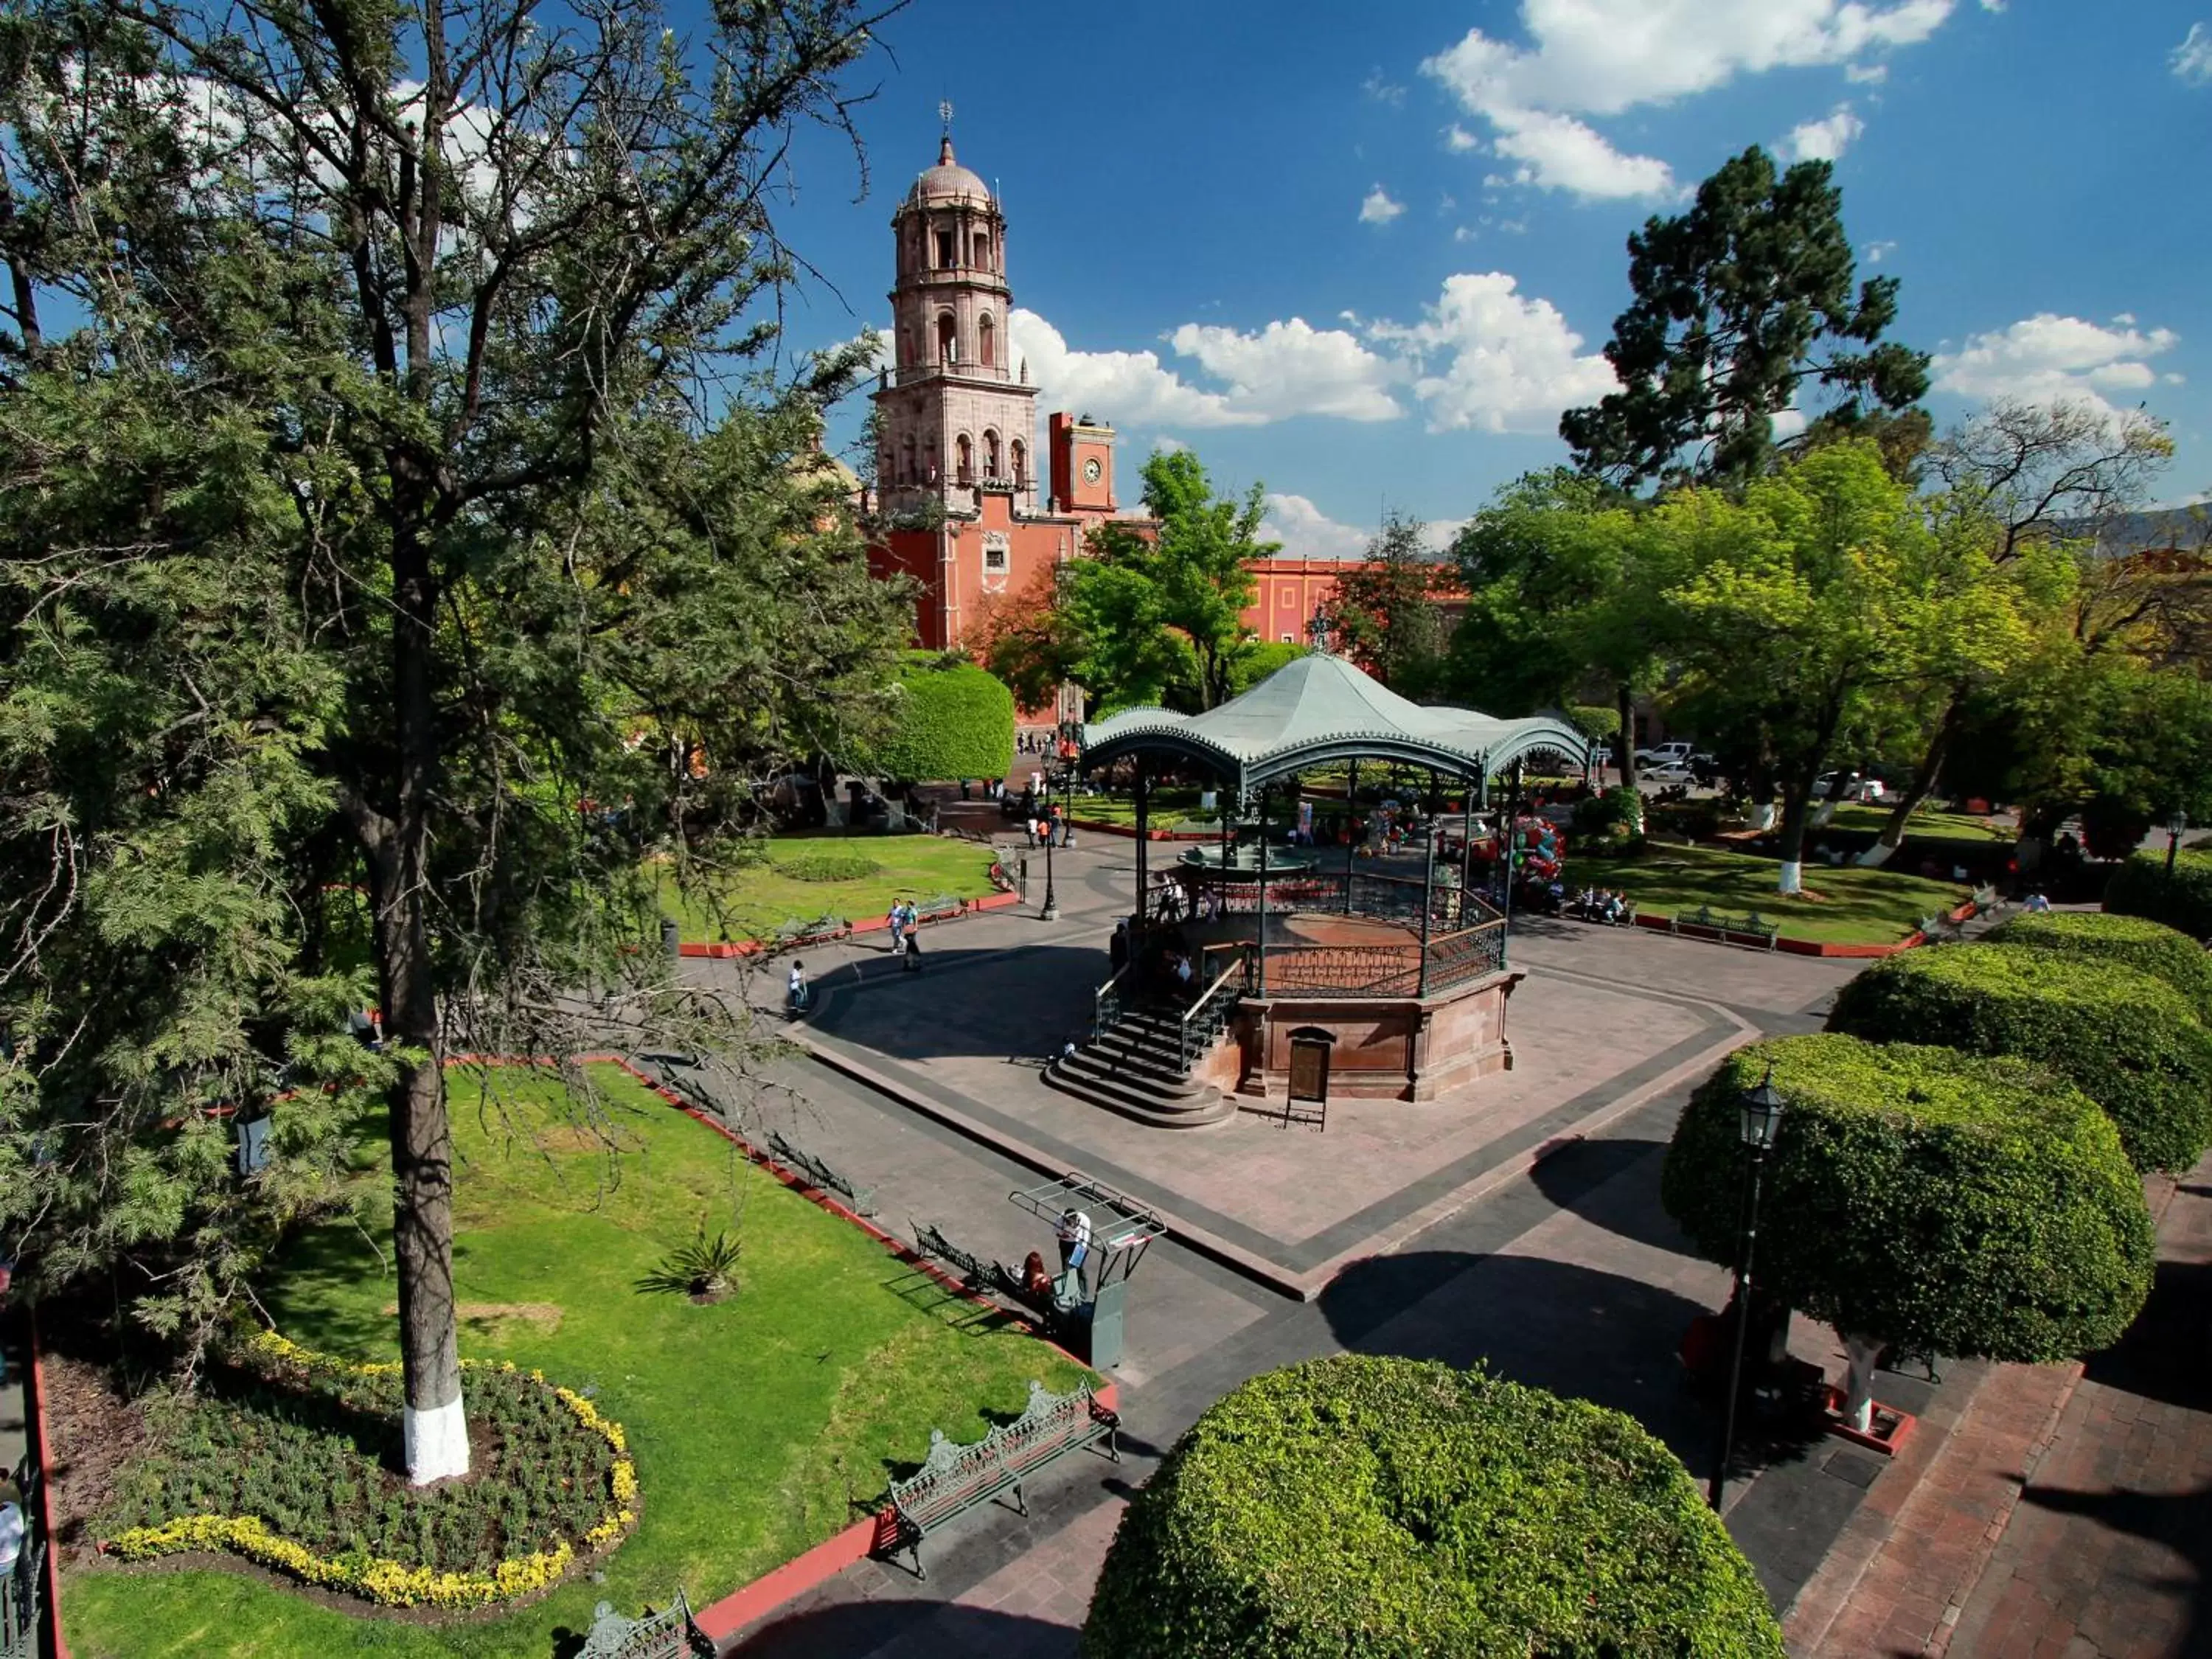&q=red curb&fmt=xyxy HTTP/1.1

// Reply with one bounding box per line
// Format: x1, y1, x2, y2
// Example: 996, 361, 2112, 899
27, 1310, 72, 1659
